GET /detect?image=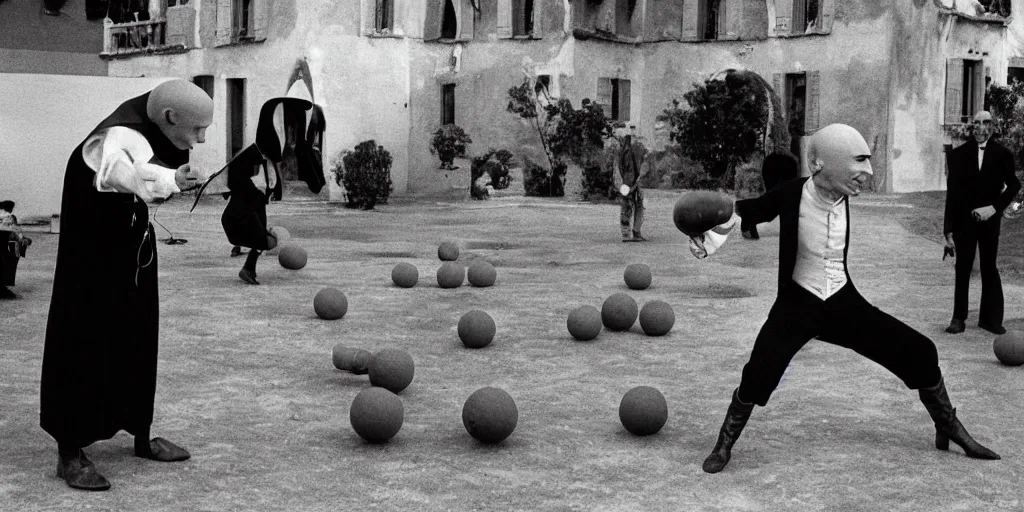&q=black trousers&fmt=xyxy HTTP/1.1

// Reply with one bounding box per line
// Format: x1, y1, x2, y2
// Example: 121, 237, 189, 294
737, 283, 942, 406
952, 217, 1003, 328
